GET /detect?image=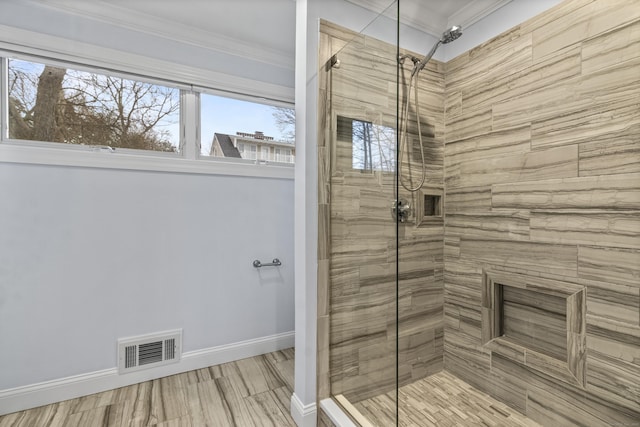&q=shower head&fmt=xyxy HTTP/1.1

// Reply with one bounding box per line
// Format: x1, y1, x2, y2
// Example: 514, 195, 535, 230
441, 25, 463, 44
412, 25, 463, 76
